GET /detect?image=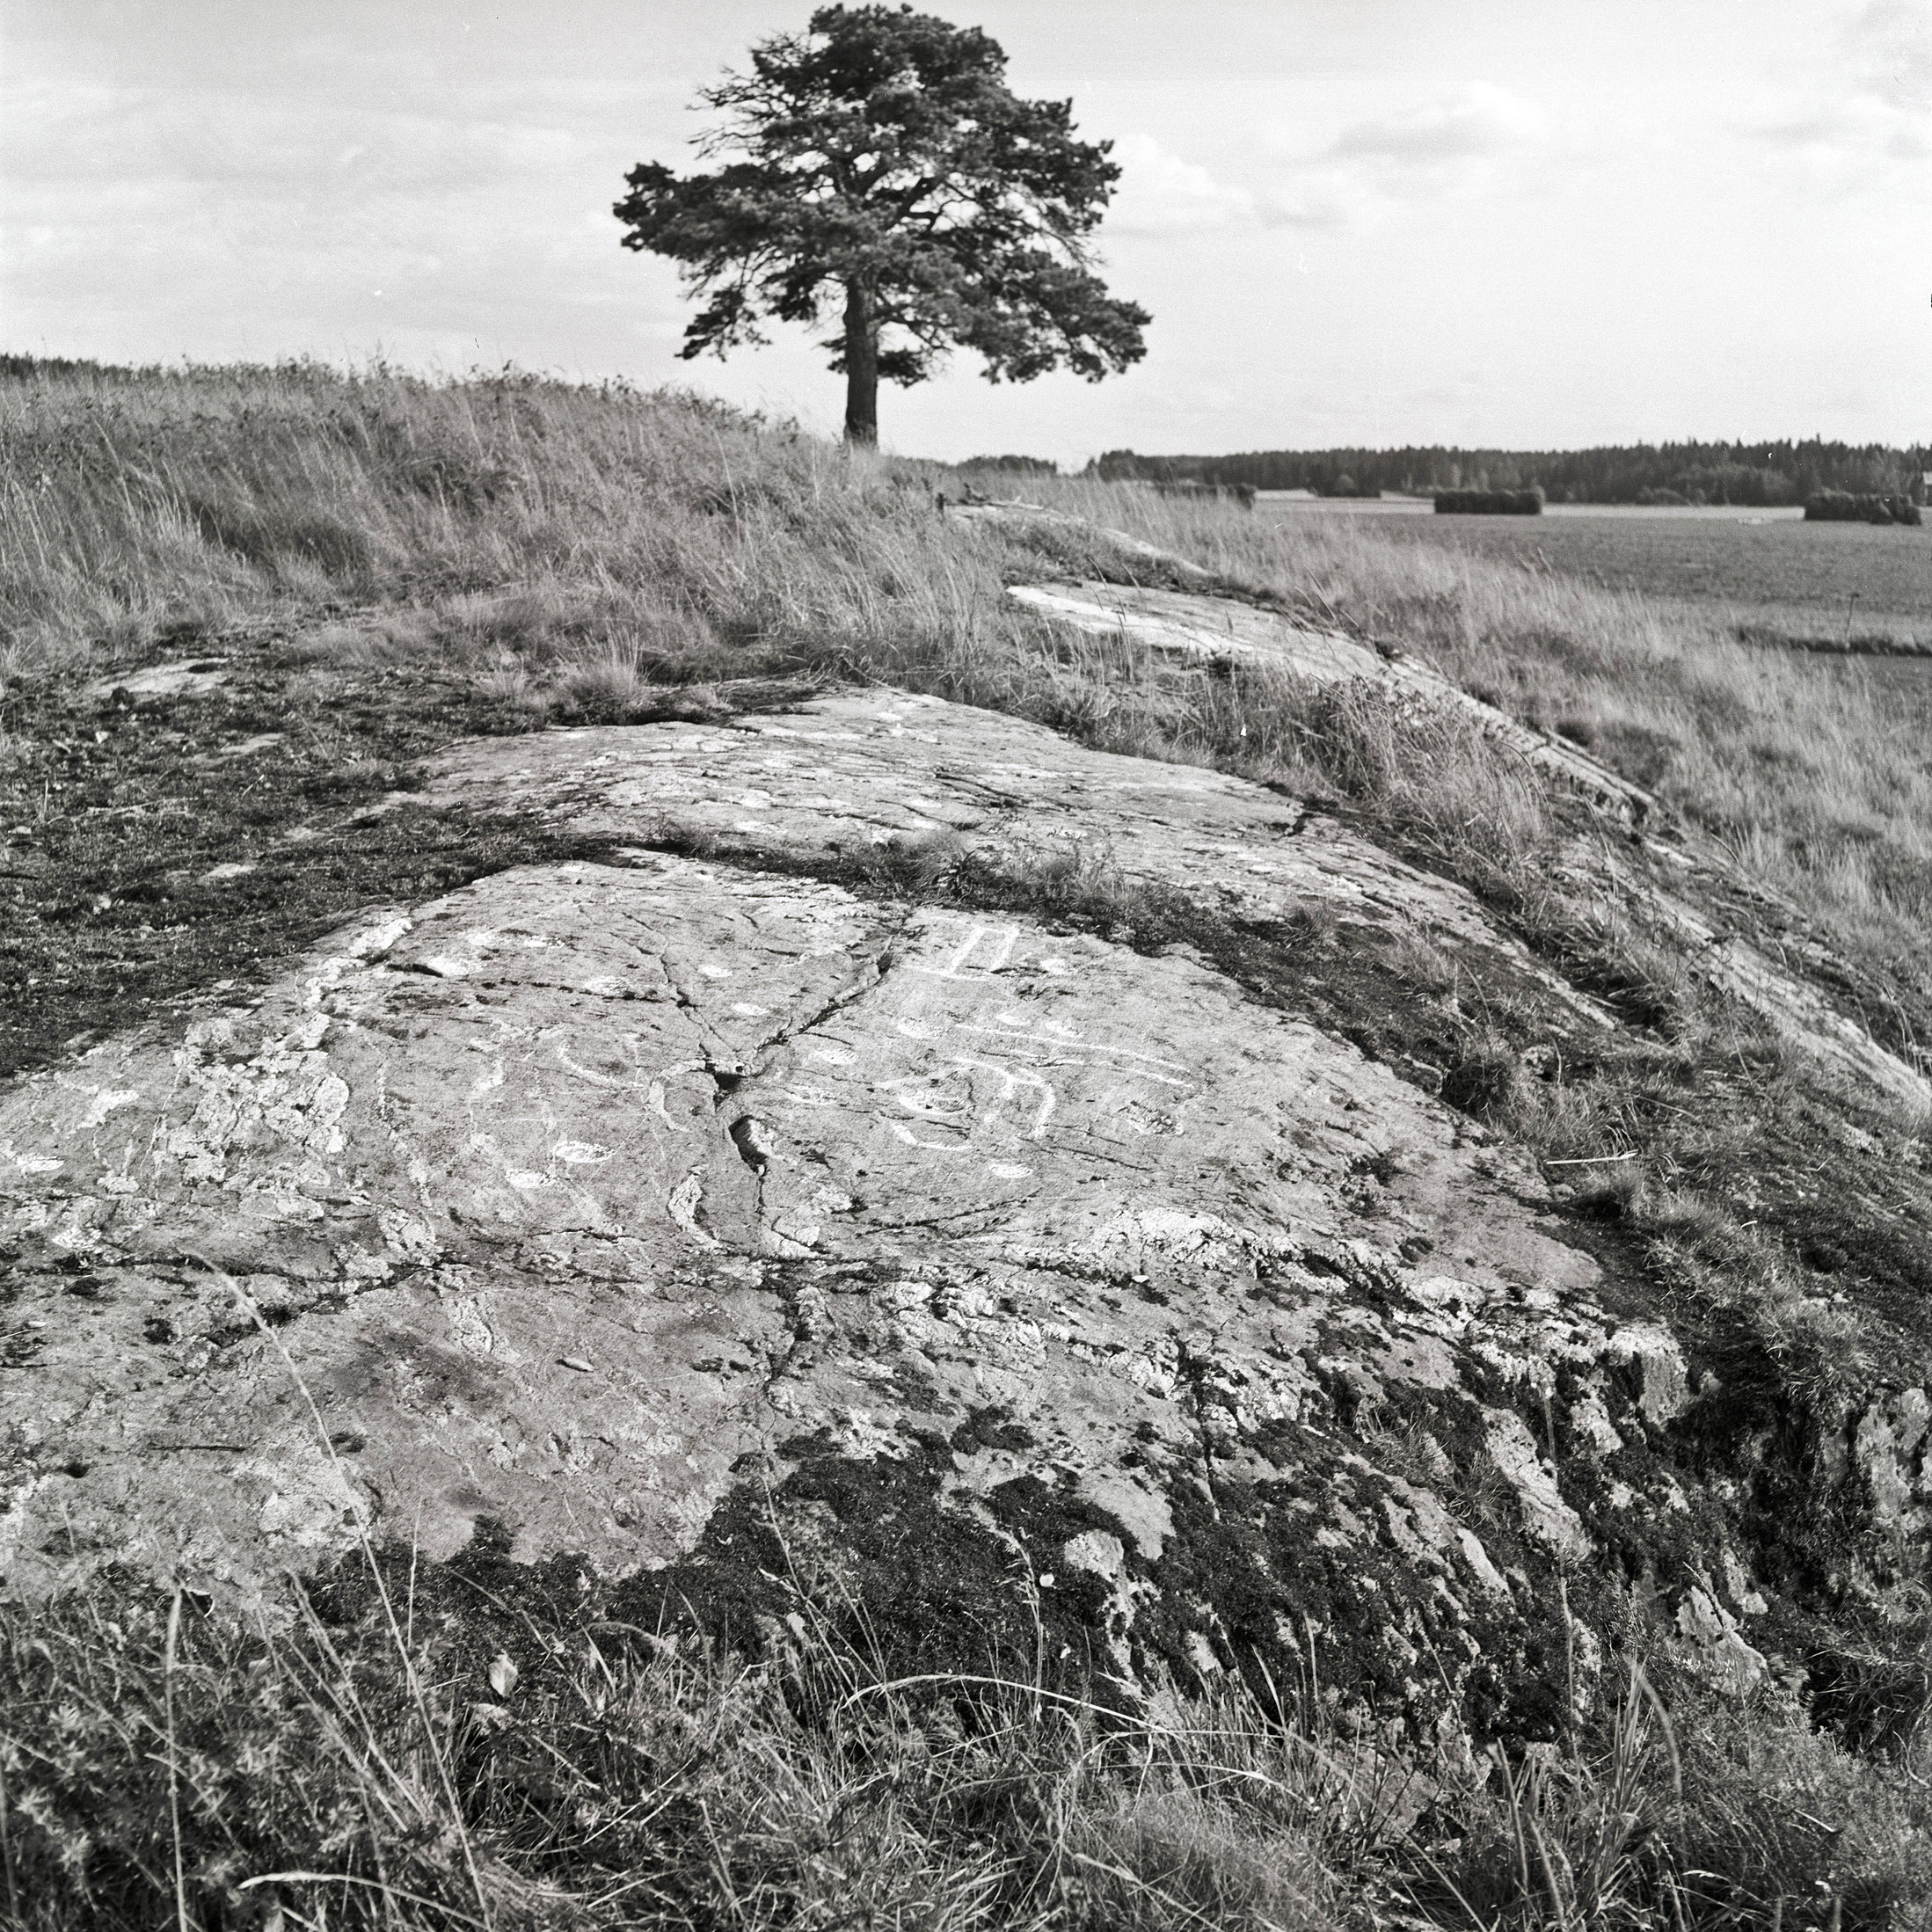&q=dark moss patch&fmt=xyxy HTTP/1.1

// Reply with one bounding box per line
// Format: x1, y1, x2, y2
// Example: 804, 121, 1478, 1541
1439, 1034, 1523, 1116
1131, 1435, 1562, 1747
306, 1514, 600, 1689
951, 1405, 1035, 1454
605, 1435, 1138, 1698
0, 623, 812, 1085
